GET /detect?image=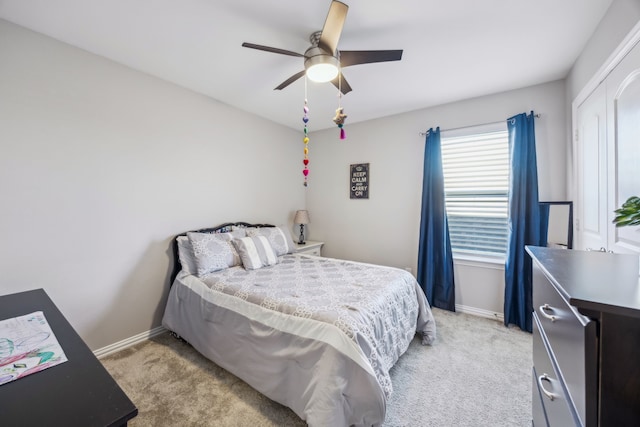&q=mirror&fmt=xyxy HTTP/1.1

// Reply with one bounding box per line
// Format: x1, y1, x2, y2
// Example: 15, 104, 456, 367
540, 201, 573, 249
